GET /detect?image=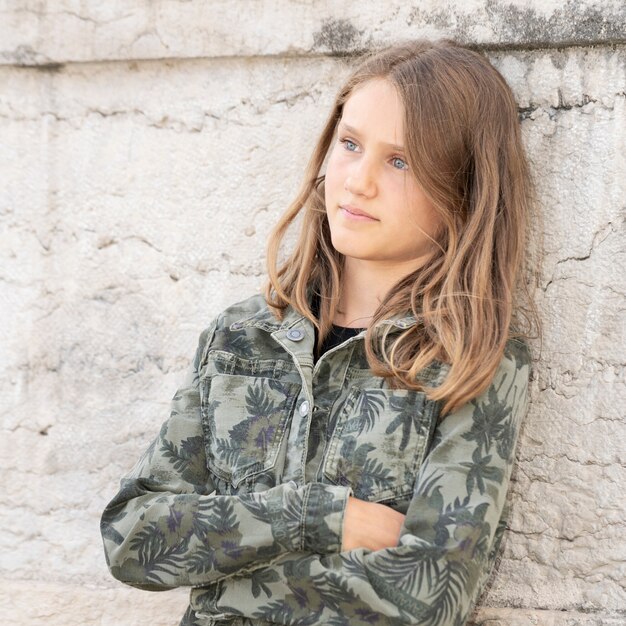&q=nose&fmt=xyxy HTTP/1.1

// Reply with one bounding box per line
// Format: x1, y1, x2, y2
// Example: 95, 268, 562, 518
344, 156, 377, 197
